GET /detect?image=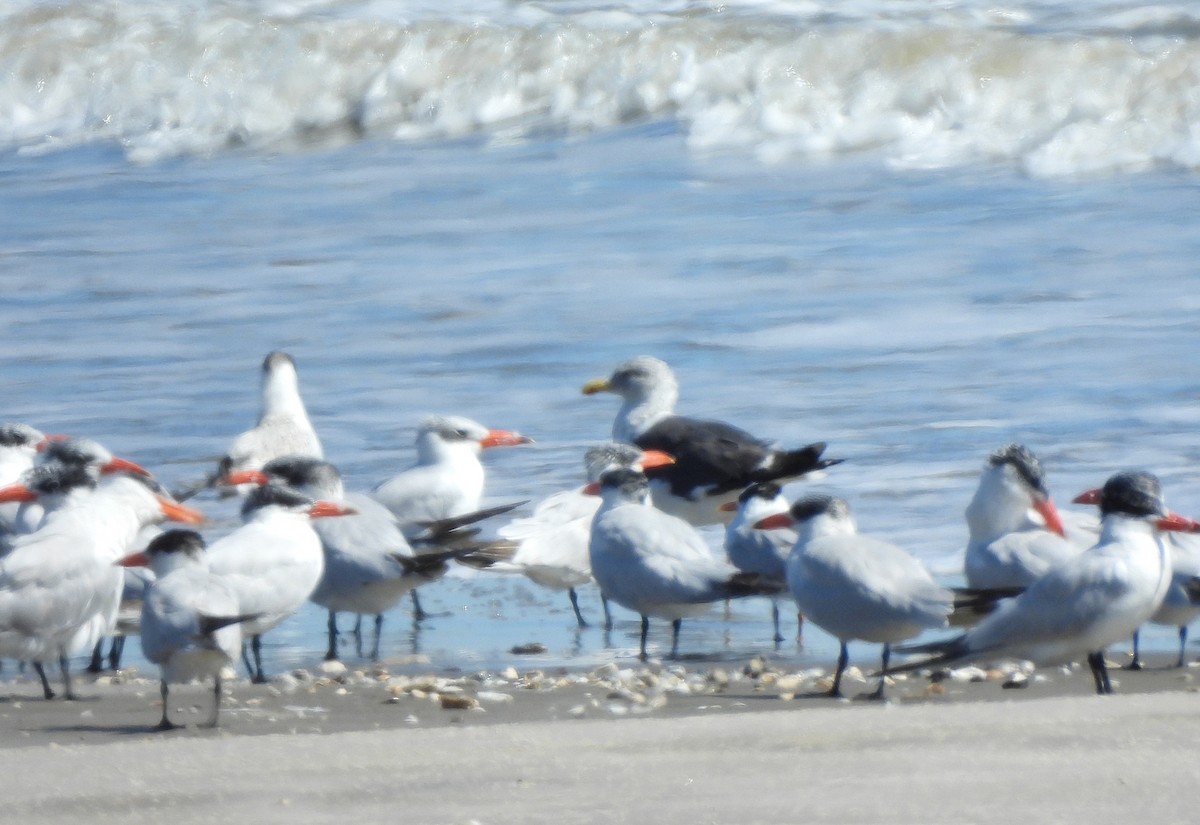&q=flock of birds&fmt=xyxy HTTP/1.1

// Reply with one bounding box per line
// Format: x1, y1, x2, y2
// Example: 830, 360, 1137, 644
1, 351, 1198, 731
